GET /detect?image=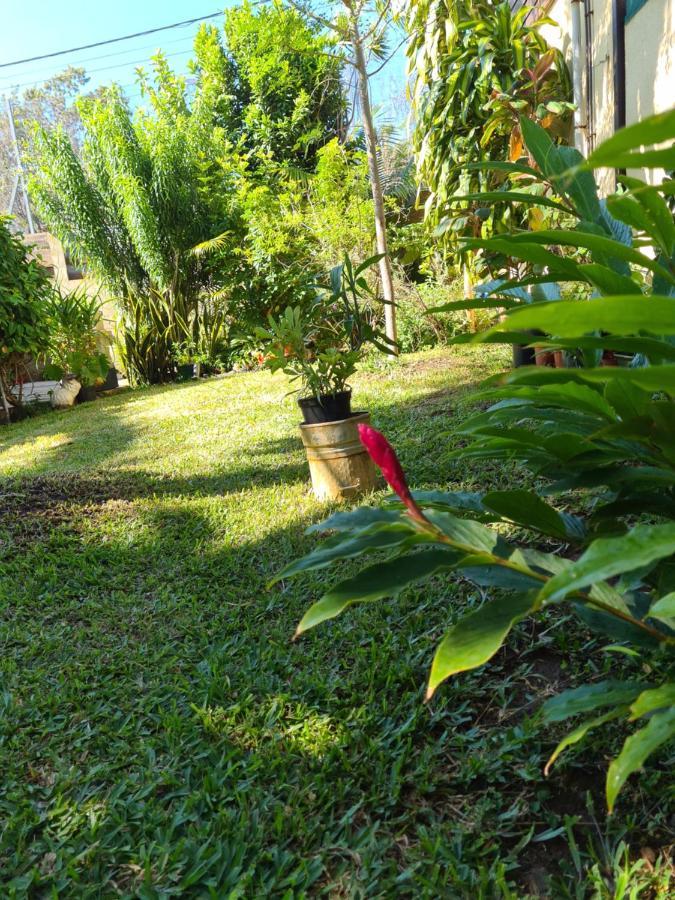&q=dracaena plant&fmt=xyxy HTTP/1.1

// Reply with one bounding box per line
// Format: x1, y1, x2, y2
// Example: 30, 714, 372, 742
274, 109, 675, 812
256, 253, 393, 399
